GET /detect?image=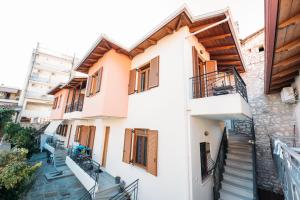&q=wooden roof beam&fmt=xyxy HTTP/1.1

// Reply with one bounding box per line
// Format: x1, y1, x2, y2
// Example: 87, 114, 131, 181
218, 61, 241, 66
96, 46, 109, 51
91, 52, 103, 57
198, 33, 231, 43
165, 26, 173, 34
135, 48, 144, 53
272, 75, 295, 85
272, 65, 300, 78
86, 58, 98, 62
175, 14, 184, 31
270, 81, 293, 90
82, 63, 92, 66
206, 45, 235, 52
210, 54, 239, 60
147, 38, 157, 45
190, 22, 216, 33
274, 53, 300, 68
278, 13, 300, 29
102, 40, 111, 49
276, 38, 300, 53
